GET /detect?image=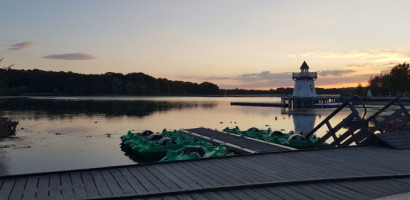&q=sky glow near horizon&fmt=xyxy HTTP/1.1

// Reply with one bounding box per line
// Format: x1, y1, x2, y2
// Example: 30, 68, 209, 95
1, 0, 410, 89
